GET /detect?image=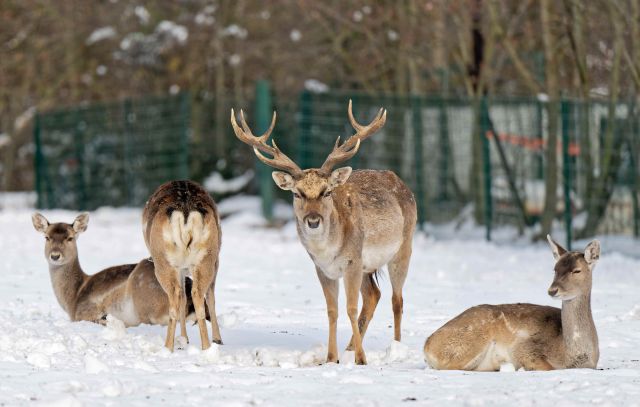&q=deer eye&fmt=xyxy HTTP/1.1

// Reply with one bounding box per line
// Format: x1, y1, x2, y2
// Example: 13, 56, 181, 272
572, 268, 581, 274
67, 237, 74, 242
